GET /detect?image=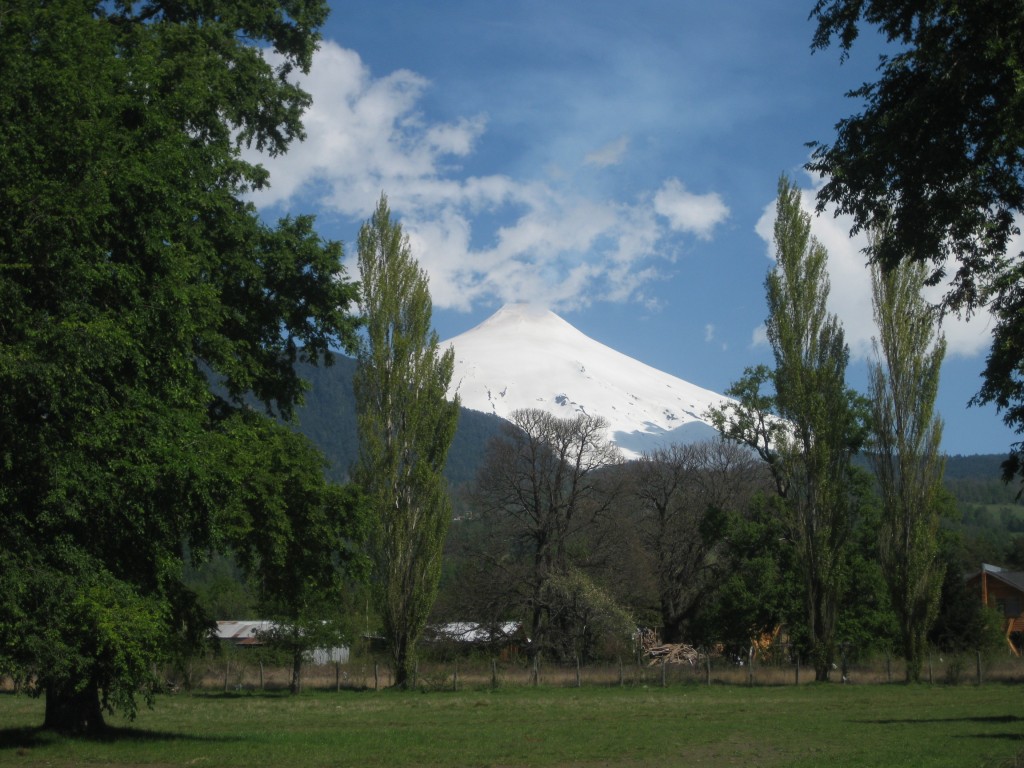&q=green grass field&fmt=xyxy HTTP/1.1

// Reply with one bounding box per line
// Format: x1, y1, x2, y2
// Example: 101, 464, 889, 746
2, 683, 1023, 767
